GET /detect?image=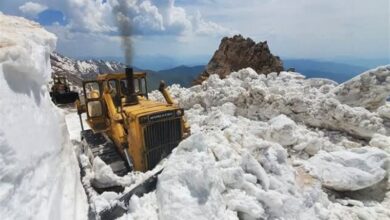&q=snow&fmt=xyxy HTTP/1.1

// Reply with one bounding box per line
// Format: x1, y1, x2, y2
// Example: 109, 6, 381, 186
266, 114, 298, 146
378, 103, 390, 120
0, 14, 87, 220
305, 147, 388, 191
61, 65, 390, 219
143, 67, 390, 220
332, 66, 390, 110
370, 133, 390, 154
154, 68, 387, 139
